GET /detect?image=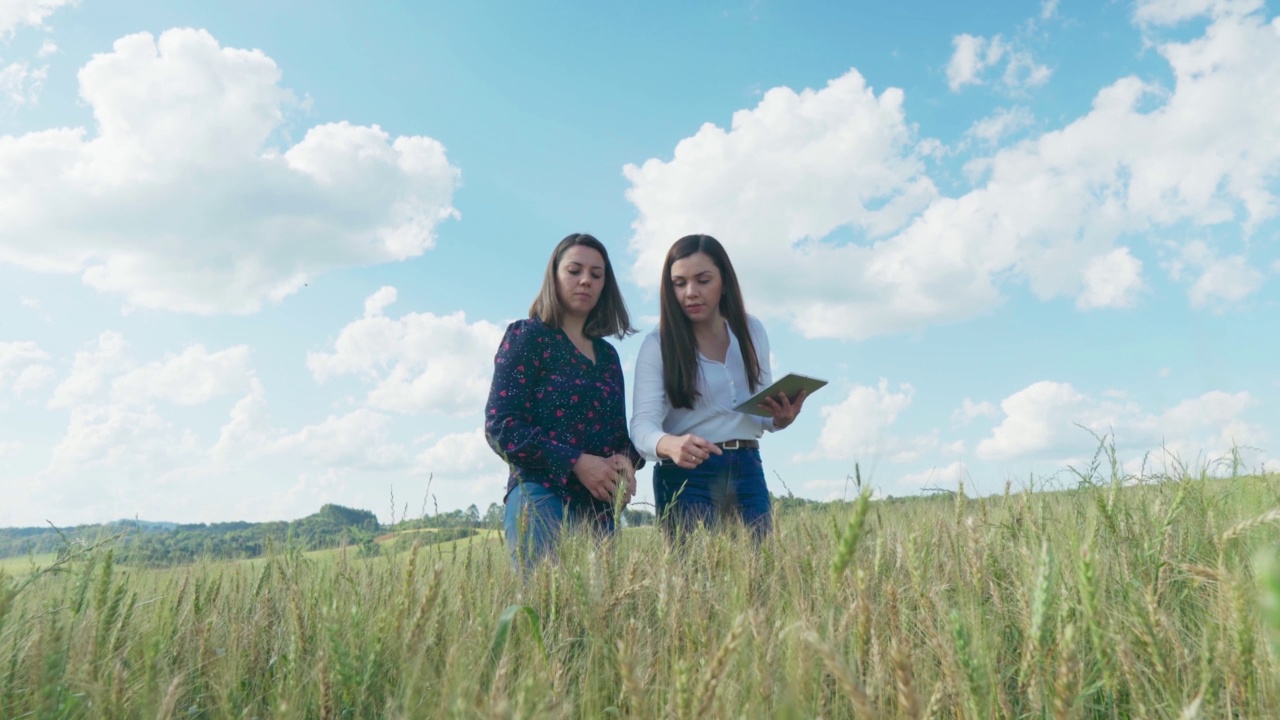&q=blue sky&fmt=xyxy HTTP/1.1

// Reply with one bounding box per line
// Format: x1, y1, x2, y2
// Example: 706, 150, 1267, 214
1, 0, 1277, 527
